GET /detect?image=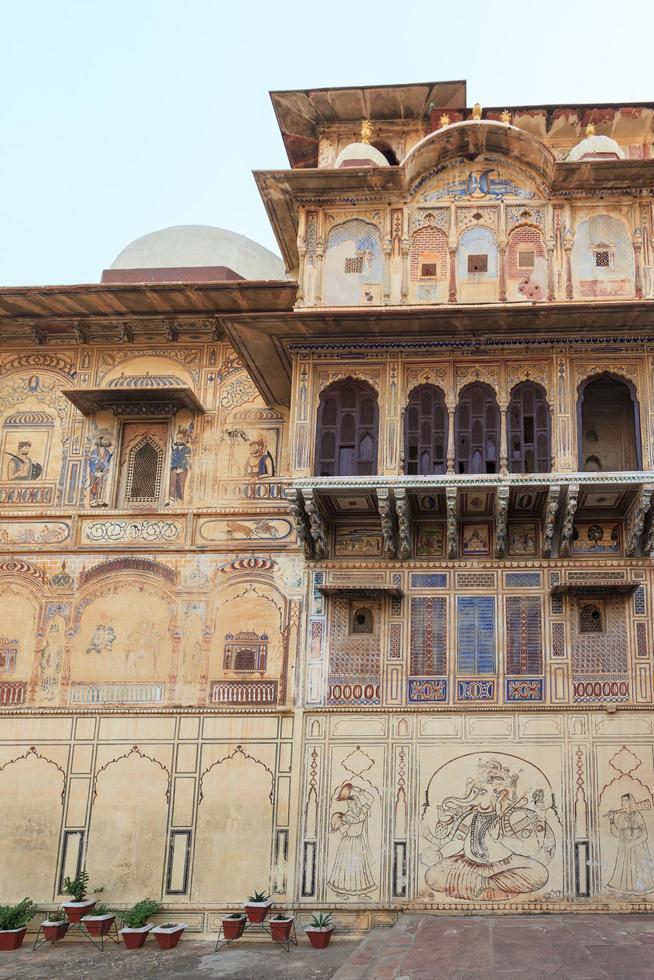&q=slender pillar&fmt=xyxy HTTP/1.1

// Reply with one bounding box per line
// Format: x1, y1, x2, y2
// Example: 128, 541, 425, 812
446, 401, 456, 474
